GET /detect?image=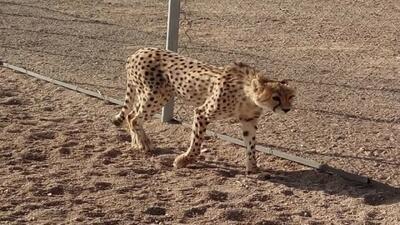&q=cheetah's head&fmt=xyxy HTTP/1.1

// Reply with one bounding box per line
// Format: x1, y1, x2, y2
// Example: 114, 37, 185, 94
250, 77, 295, 113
